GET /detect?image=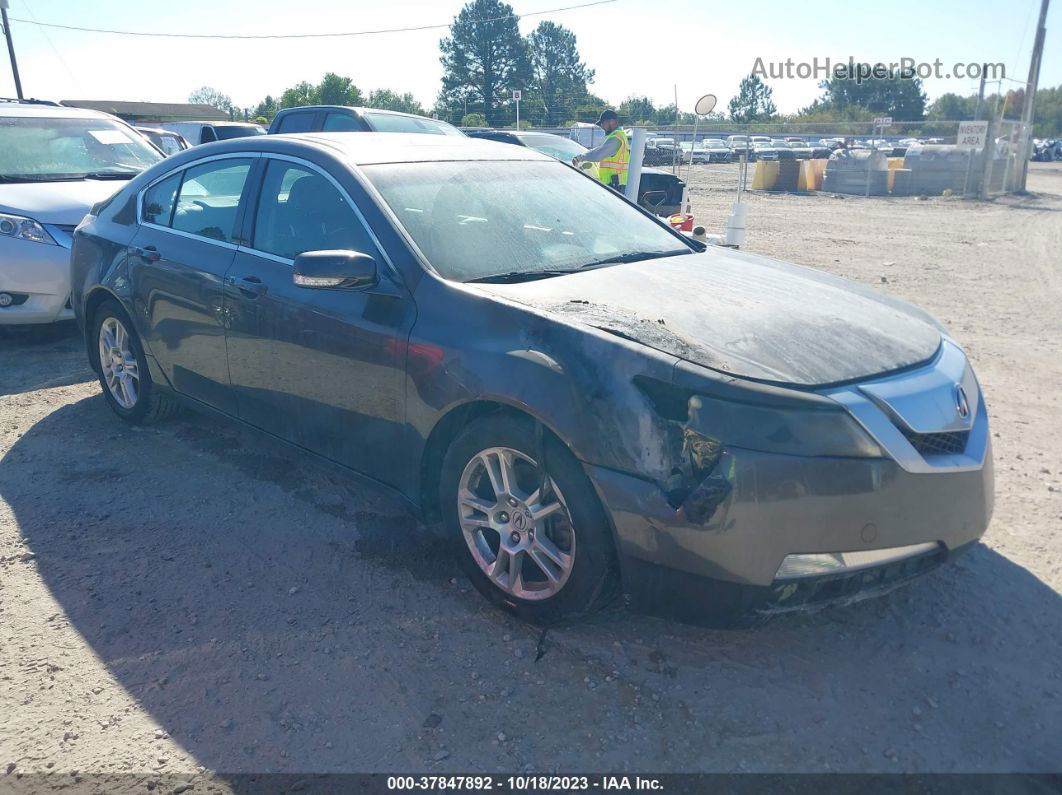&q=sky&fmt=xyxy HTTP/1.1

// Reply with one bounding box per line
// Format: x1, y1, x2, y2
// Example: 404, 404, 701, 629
1, 0, 1059, 116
